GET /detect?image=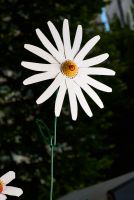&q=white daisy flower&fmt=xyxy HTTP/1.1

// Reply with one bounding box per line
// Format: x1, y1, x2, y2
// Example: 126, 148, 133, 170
21, 19, 115, 120
0, 171, 23, 199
